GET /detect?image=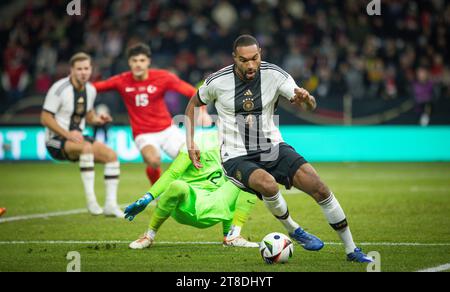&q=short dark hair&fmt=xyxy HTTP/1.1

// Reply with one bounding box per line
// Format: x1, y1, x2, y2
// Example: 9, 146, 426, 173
233, 35, 260, 52
126, 43, 152, 59
69, 52, 91, 67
